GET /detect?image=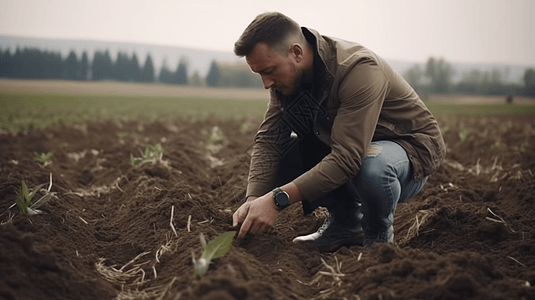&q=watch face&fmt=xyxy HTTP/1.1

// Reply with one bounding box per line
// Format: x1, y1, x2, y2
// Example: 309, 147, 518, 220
275, 191, 290, 208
